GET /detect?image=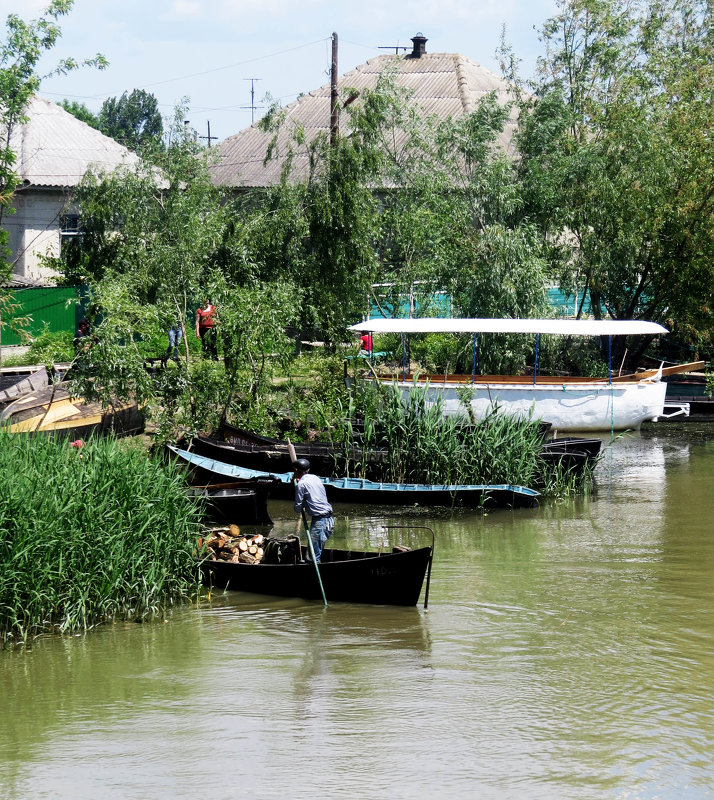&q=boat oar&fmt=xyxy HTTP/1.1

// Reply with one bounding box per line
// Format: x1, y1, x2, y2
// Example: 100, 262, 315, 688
287, 438, 328, 608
